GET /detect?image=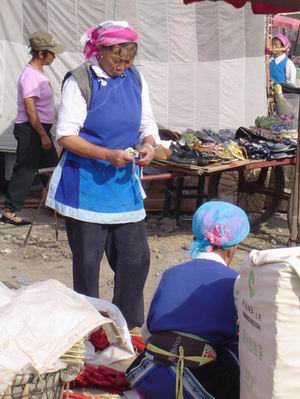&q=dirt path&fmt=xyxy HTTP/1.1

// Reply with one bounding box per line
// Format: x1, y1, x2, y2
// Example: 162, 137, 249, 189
0, 207, 290, 310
